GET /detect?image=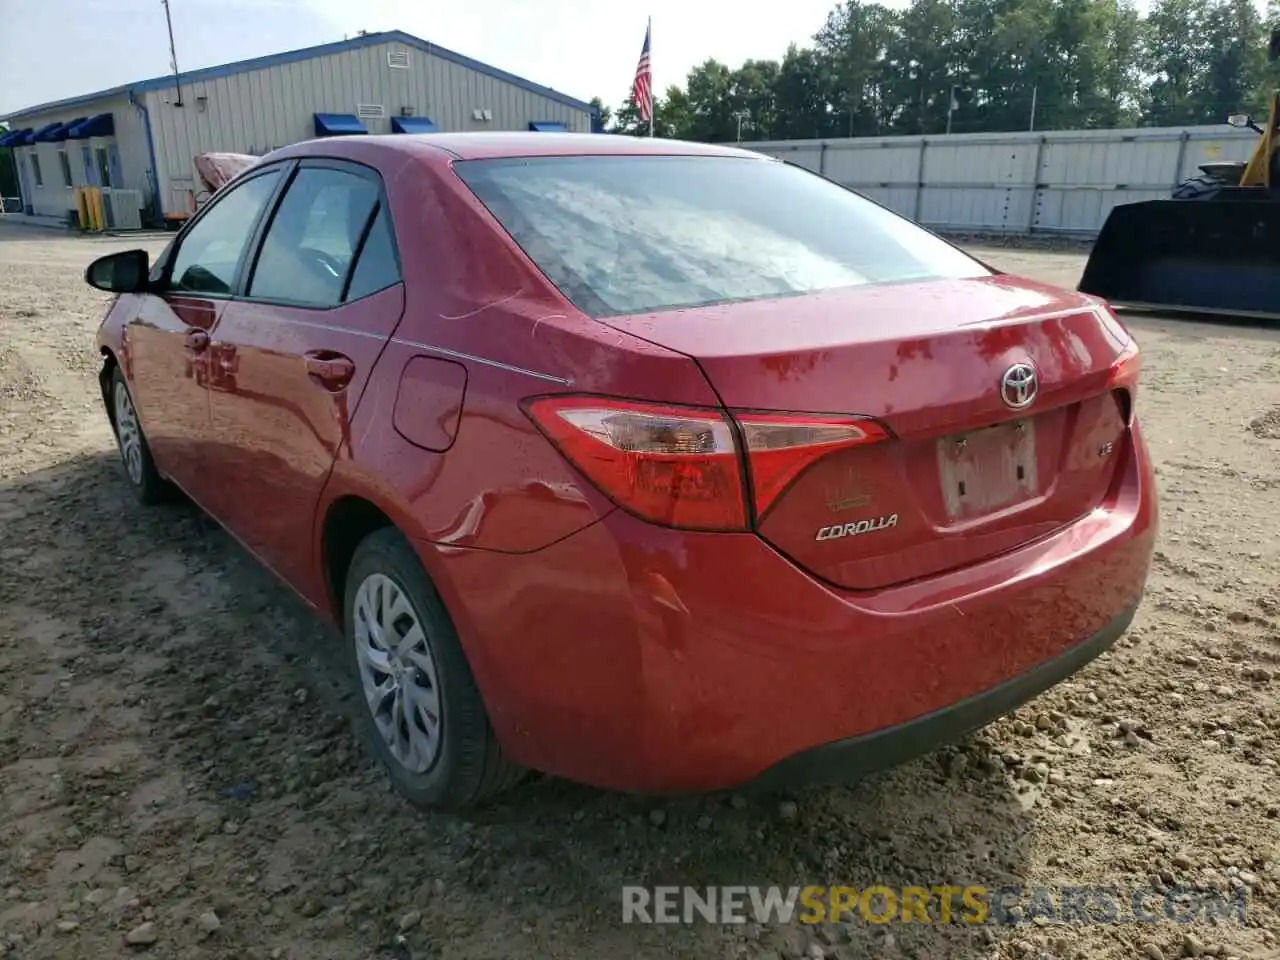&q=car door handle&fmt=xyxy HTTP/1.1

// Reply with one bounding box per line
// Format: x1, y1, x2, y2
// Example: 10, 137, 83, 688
184, 329, 210, 352
305, 351, 355, 391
